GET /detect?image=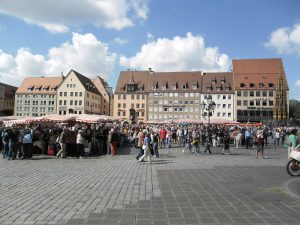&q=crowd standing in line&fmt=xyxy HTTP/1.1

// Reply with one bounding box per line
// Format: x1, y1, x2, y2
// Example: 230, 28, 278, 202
0, 122, 299, 162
